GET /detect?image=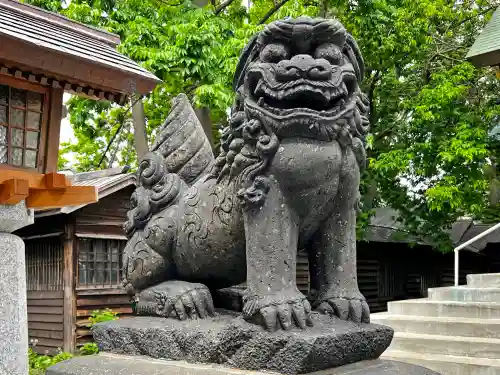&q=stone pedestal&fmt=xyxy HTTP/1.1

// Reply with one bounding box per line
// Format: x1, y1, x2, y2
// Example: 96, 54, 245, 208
0, 202, 34, 375
47, 353, 441, 375
91, 313, 393, 374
